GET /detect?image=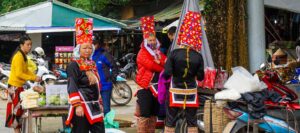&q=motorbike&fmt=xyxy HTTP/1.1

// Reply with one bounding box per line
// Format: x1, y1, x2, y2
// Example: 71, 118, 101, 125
0, 56, 57, 97
54, 68, 68, 81
117, 53, 137, 81
0, 63, 9, 100
111, 74, 132, 106
222, 63, 300, 133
